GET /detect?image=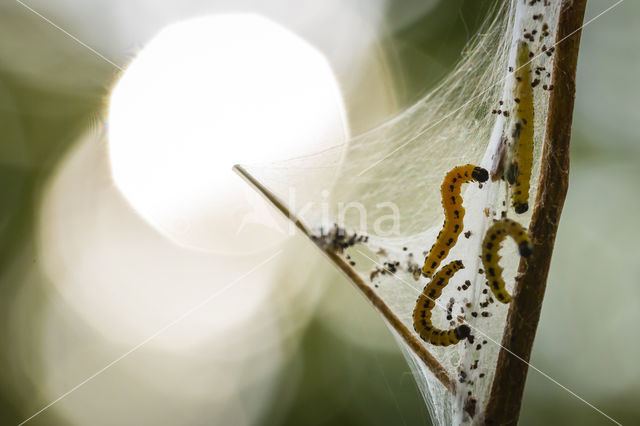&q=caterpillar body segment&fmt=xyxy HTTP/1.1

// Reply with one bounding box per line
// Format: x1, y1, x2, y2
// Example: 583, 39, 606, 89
413, 260, 471, 346
509, 41, 535, 214
481, 218, 533, 303
421, 165, 489, 278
